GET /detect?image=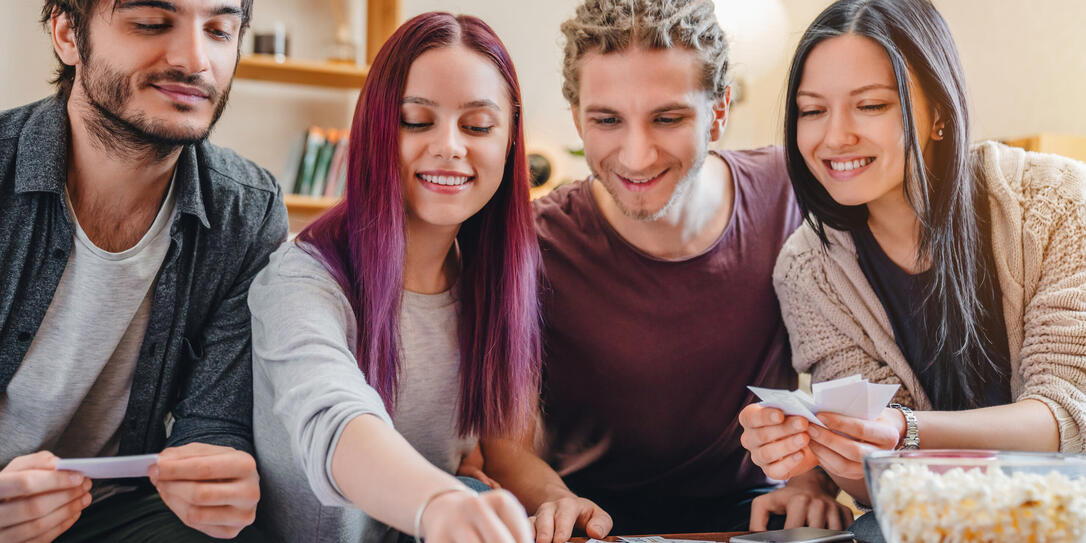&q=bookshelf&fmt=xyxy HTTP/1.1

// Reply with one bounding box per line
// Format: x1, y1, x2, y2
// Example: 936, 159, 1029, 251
236, 56, 368, 89
237, 0, 402, 231
283, 194, 341, 233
